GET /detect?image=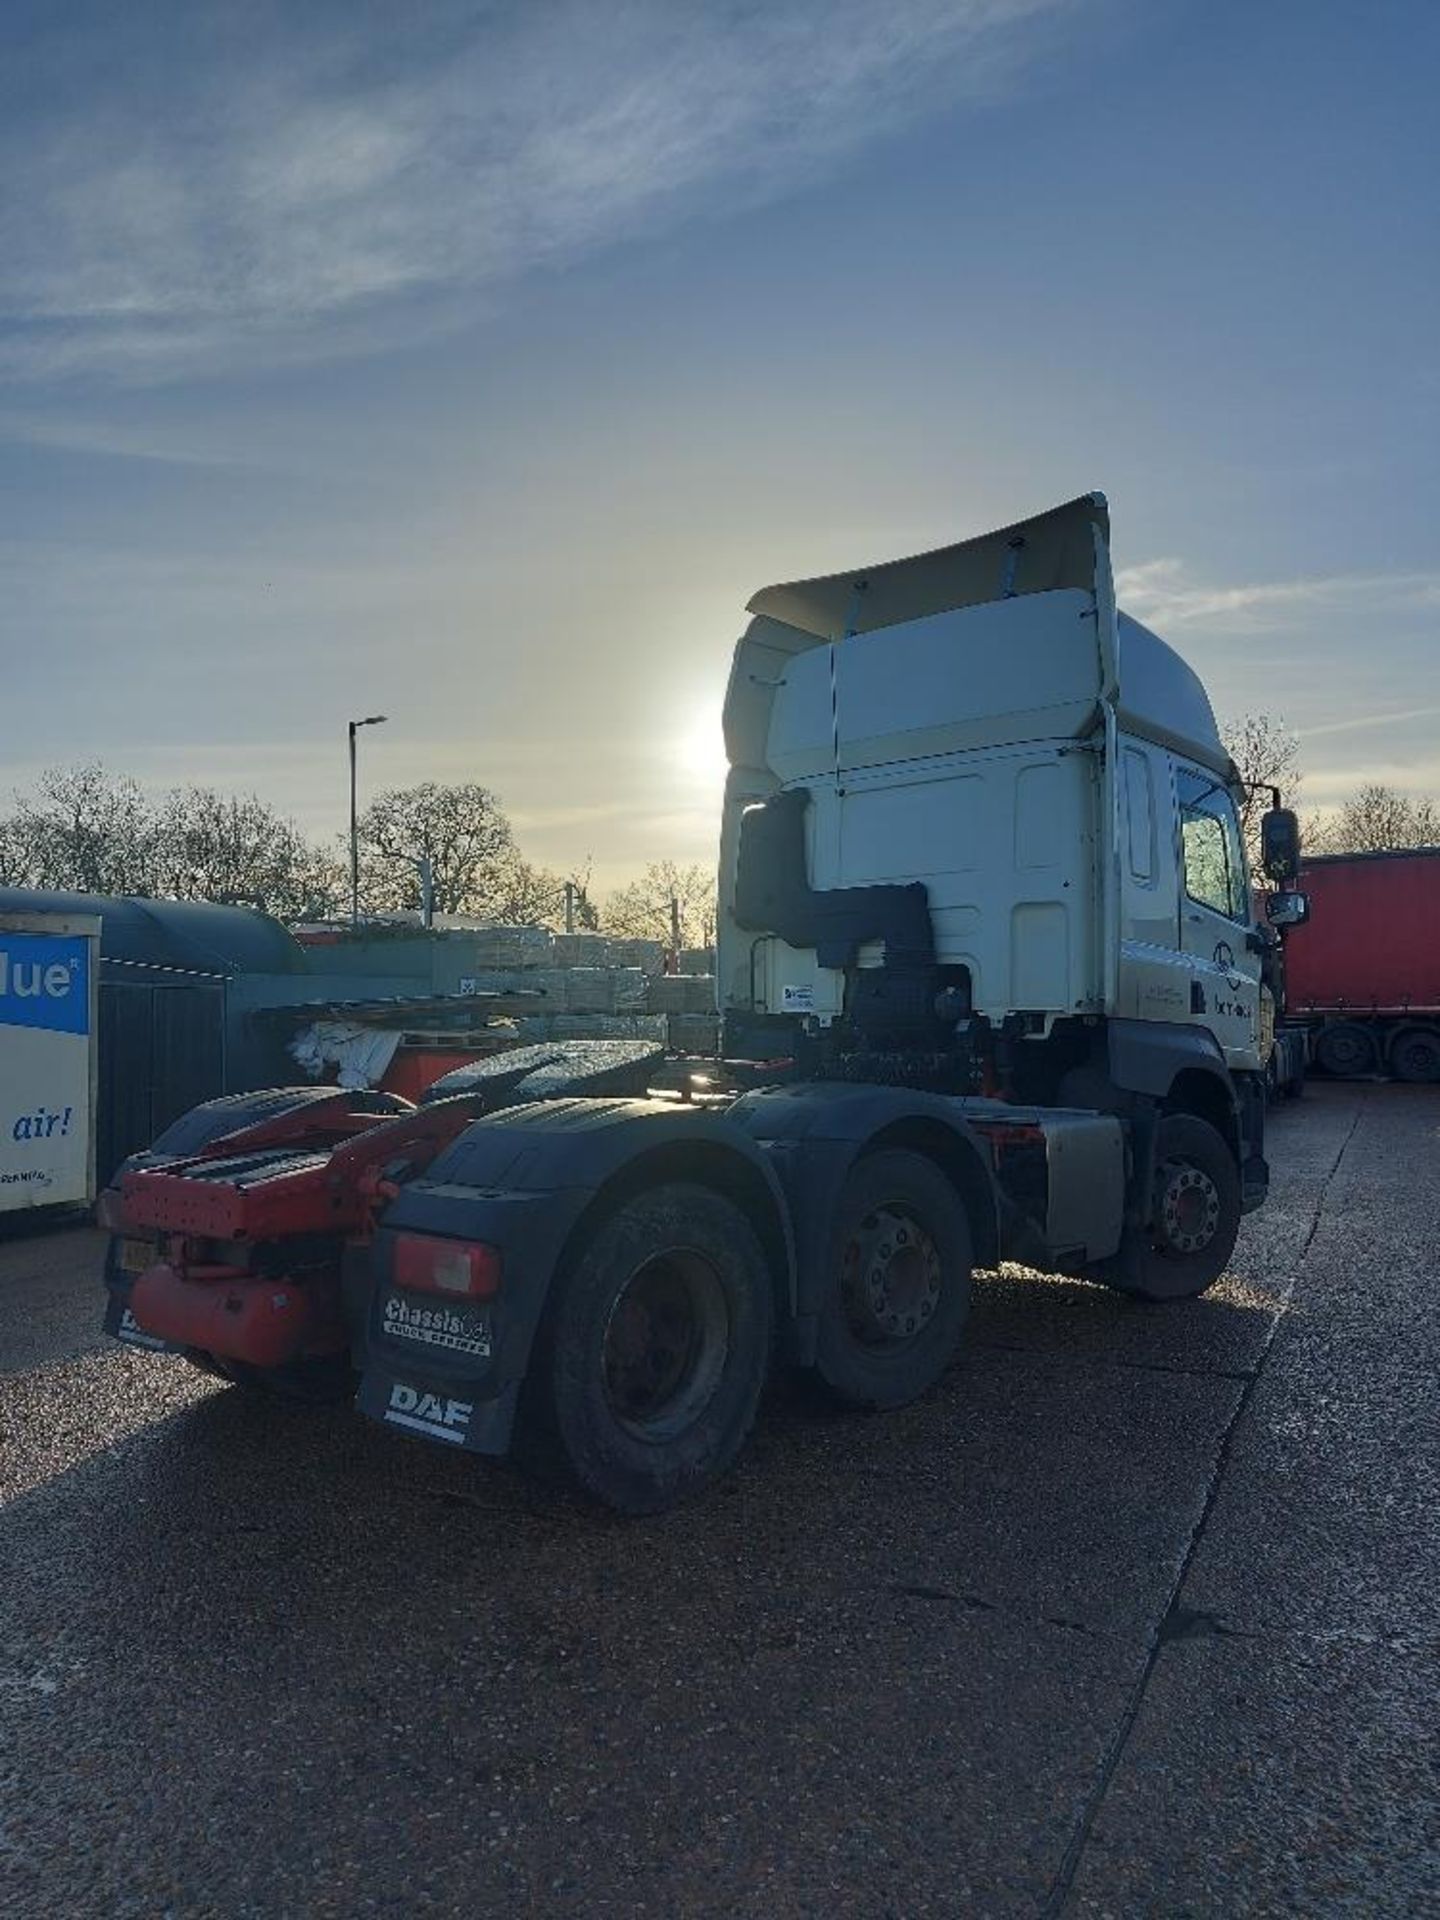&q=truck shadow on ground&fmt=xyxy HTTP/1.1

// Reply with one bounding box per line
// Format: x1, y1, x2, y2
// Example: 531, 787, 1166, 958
0, 1264, 1280, 1911
5, 1264, 1273, 1641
